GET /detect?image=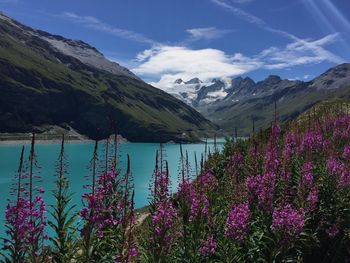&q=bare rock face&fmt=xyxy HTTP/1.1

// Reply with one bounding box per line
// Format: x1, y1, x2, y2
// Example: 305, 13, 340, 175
309, 63, 350, 90
185, 78, 202, 85
174, 78, 184, 84
41, 36, 139, 79
0, 12, 138, 79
